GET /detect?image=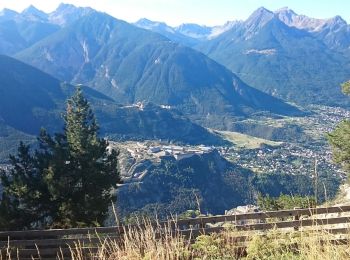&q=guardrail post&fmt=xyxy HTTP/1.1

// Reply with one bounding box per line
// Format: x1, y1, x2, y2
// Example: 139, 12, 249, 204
294, 207, 301, 231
